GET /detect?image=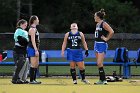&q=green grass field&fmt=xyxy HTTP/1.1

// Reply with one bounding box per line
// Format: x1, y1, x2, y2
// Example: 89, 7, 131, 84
0, 78, 140, 93
0, 65, 140, 76
1, 58, 140, 76
1, 57, 140, 93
